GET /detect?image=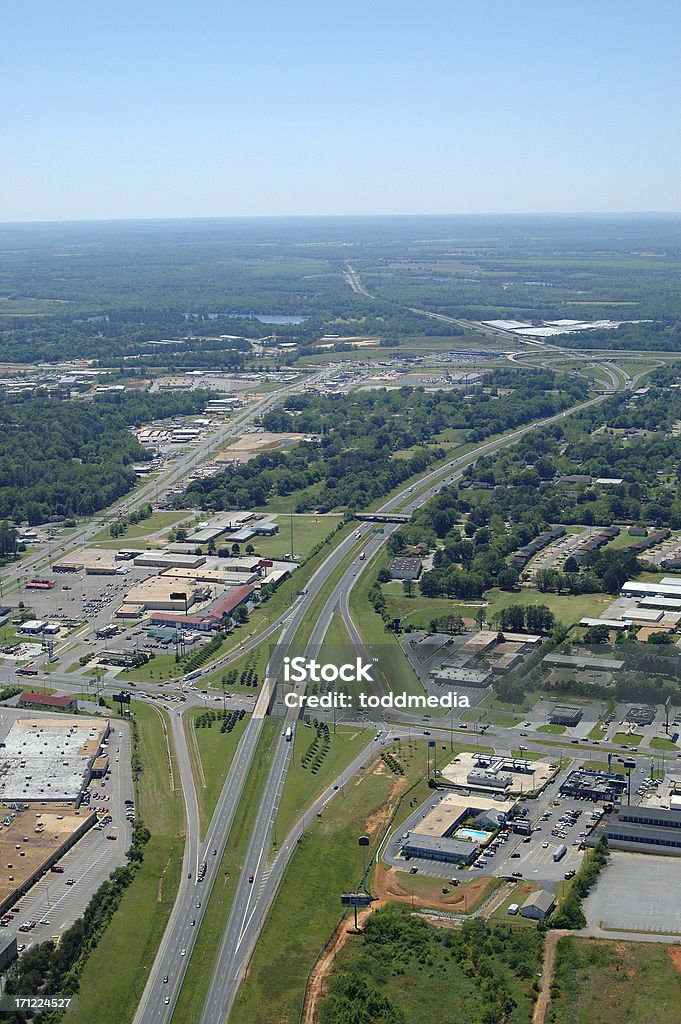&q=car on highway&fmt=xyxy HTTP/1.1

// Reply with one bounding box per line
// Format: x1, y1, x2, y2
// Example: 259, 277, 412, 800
248, 874, 254, 883
163, 976, 168, 984
180, 949, 186, 956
